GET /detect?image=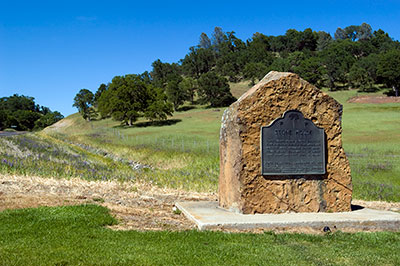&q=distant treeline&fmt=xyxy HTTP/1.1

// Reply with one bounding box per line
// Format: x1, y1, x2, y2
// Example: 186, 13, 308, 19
0, 94, 63, 131
74, 23, 400, 124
